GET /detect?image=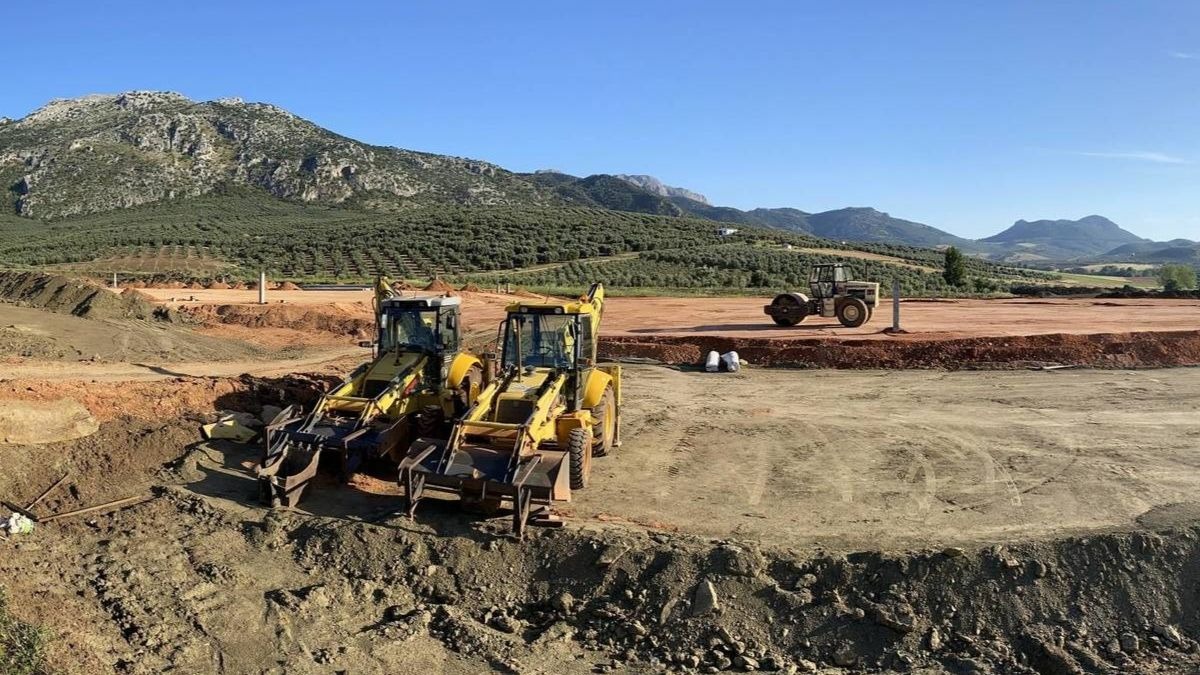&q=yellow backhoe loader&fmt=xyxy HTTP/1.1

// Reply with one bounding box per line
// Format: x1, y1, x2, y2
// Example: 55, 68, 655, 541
257, 278, 484, 507
398, 282, 620, 538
